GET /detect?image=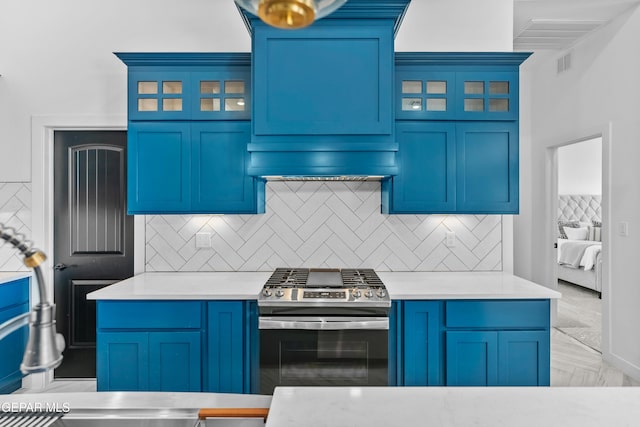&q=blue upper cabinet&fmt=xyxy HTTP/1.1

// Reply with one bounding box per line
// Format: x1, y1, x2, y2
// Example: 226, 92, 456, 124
386, 52, 530, 214
128, 122, 192, 213
395, 53, 529, 121
118, 53, 252, 121
382, 122, 456, 213
456, 122, 519, 213
117, 53, 264, 214
192, 122, 264, 214
128, 121, 265, 214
